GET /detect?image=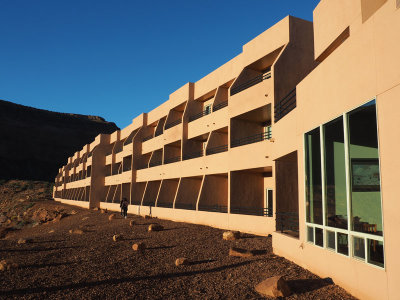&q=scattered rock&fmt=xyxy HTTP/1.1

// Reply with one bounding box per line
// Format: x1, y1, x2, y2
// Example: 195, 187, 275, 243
129, 220, 135, 227
175, 257, 189, 266
229, 247, 254, 258
0, 260, 18, 271
143, 215, 151, 219
223, 231, 241, 241
17, 238, 31, 244
49, 229, 55, 233
113, 234, 122, 242
70, 210, 77, 215
0, 215, 7, 223
108, 214, 116, 221
132, 242, 145, 252
93, 207, 99, 211
82, 217, 89, 221
69, 229, 84, 235
6, 219, 12, 225
100, 209, 107, 214
52, 213, 66, 223
255, 275, 292, 298
148, 224, 164, 232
